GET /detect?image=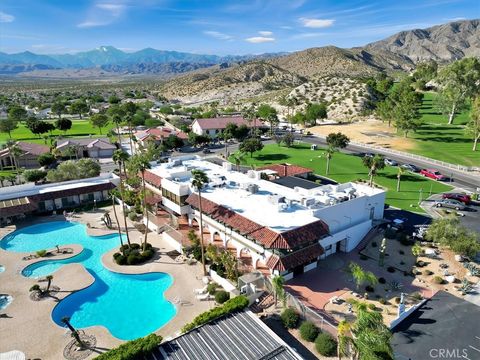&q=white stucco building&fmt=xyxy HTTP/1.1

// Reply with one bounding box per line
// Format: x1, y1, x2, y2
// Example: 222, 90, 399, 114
143, 156, 386, 279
